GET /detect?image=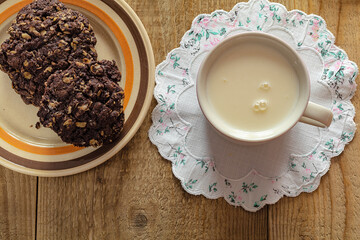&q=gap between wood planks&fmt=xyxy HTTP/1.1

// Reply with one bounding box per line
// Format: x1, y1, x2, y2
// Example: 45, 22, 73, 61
34, 177, 38, 240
